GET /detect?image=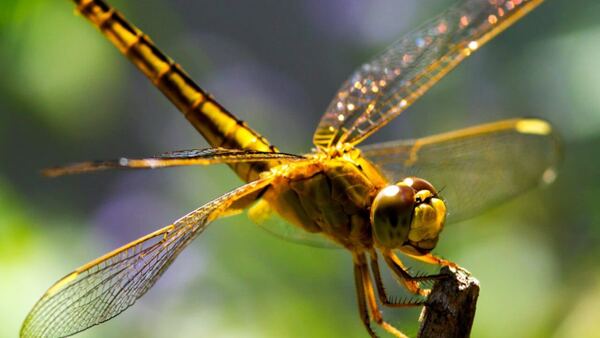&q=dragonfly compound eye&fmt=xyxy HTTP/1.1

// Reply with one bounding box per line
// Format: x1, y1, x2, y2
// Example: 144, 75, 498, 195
402, 177, 437, 195
371, 180, 448, 252
370, 183, 415, 248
